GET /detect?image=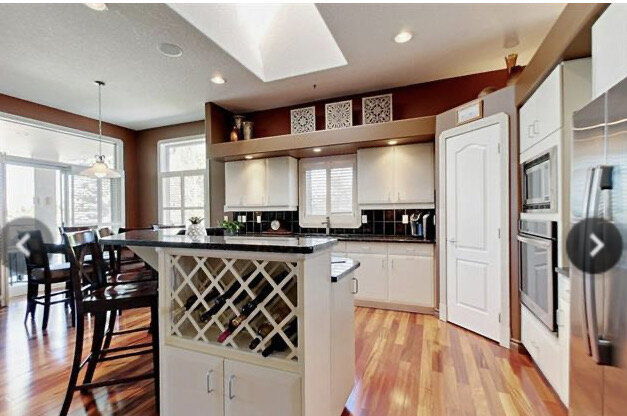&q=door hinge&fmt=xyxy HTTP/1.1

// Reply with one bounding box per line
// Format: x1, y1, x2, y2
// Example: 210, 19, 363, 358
498, 313, 501, 323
